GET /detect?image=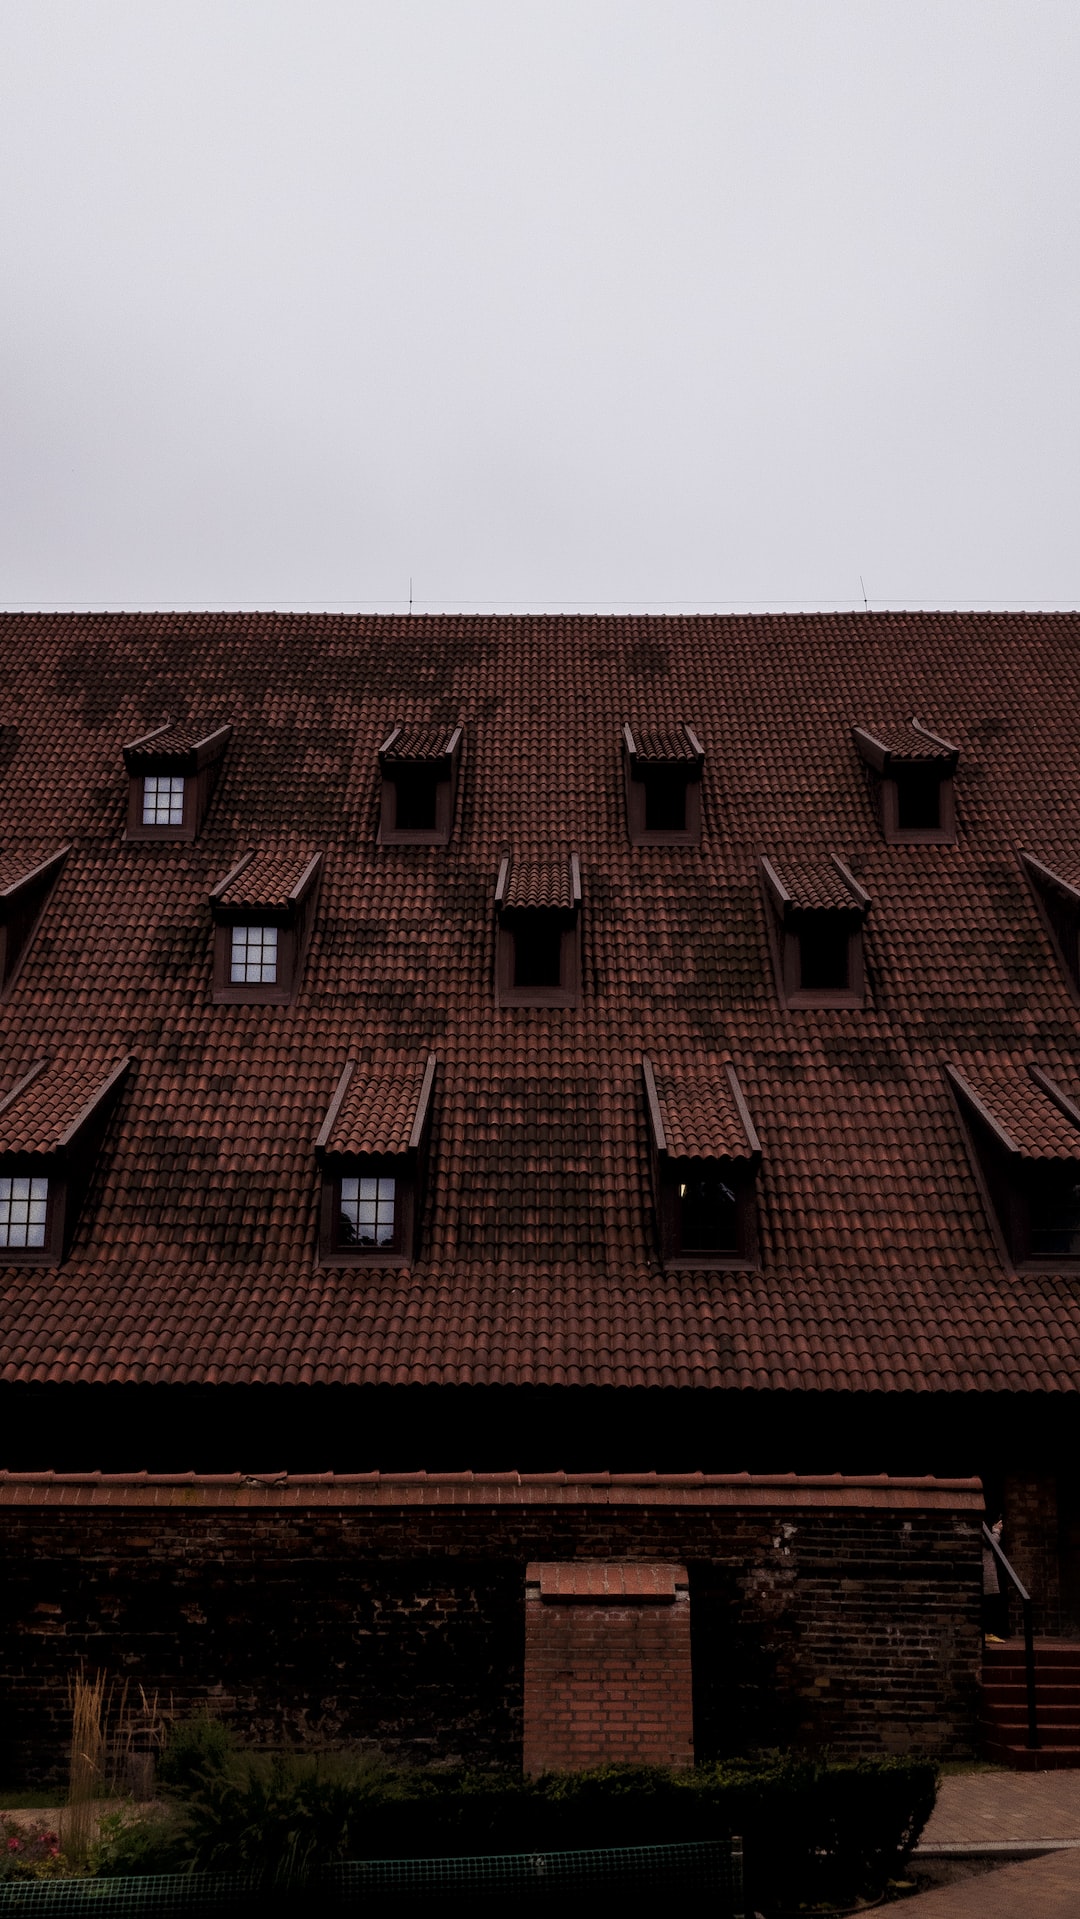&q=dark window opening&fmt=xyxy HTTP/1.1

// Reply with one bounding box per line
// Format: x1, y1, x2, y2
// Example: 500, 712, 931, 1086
798, 920, 850, 991
1028, 1165, 1080, 1258
394, 770, 439, 832
679, 1173, 738, 1251
643, 769, 687, 833
513, 919, 563, 988
896, 767, 942, 831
